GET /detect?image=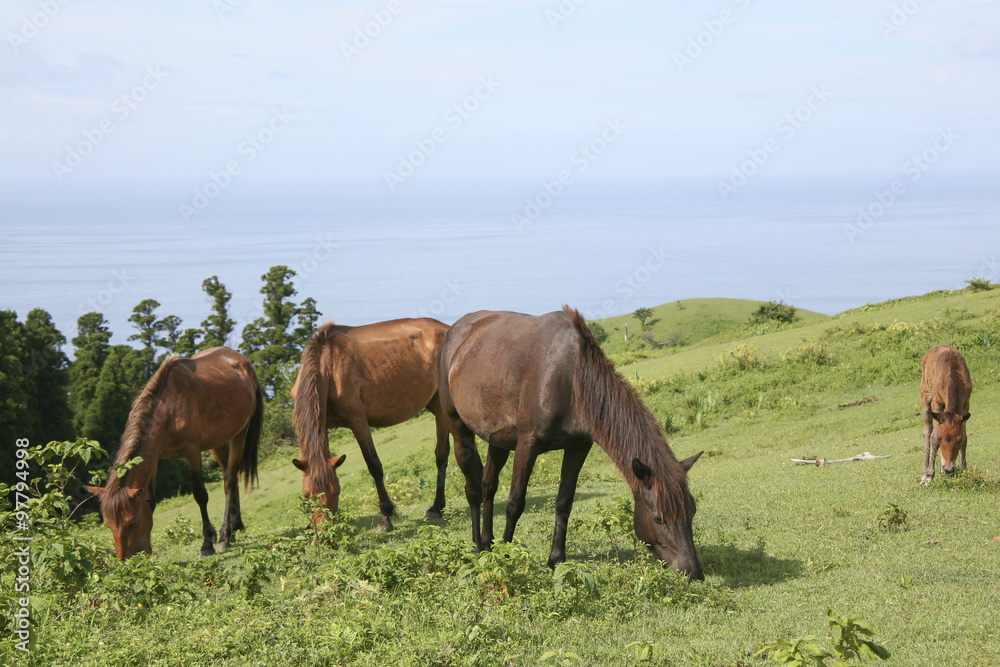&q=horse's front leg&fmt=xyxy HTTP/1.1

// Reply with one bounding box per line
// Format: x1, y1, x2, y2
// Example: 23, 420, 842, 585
547, 441, 592, 569
351, 422, 396, 532
920, 403, 937, 485
186, 449, 217, 557
425, 394, 451, 520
